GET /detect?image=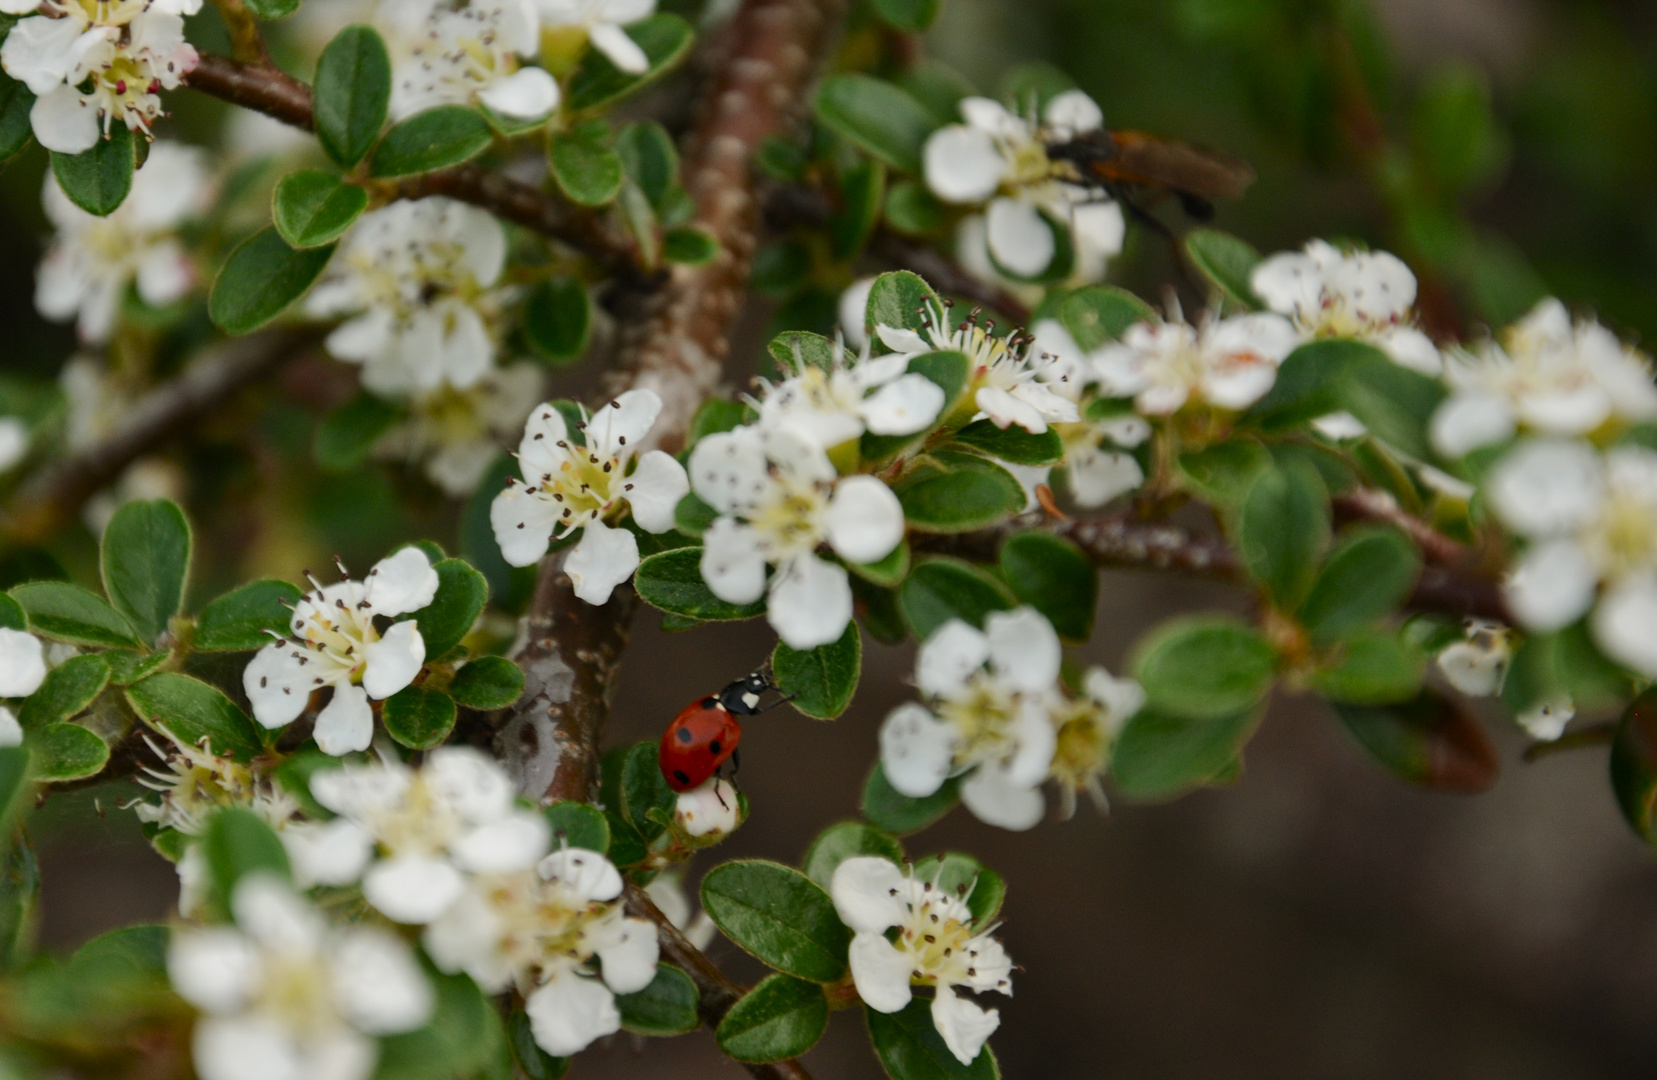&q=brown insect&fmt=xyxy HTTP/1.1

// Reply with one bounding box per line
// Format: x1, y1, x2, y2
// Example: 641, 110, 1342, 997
1046, 129, 1256, 221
